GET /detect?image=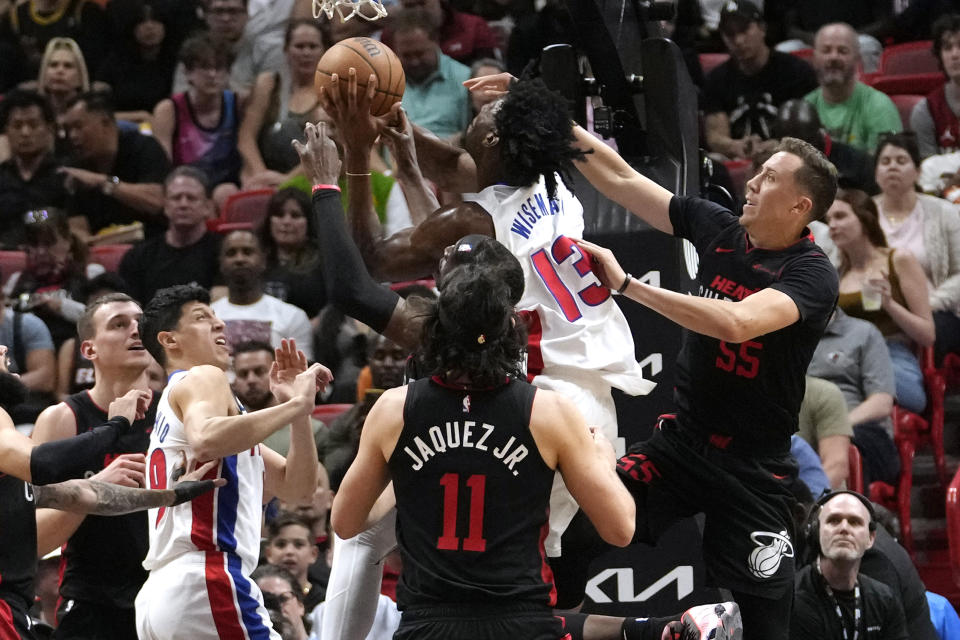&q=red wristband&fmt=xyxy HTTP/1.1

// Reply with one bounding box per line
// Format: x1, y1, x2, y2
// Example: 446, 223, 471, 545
312, 183, 341, 193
